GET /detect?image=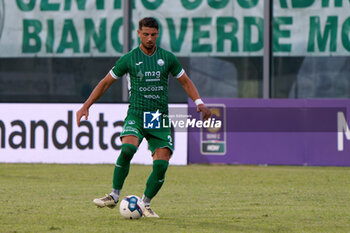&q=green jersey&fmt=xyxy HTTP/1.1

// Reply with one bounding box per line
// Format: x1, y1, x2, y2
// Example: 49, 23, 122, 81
110, 46, 184, 116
